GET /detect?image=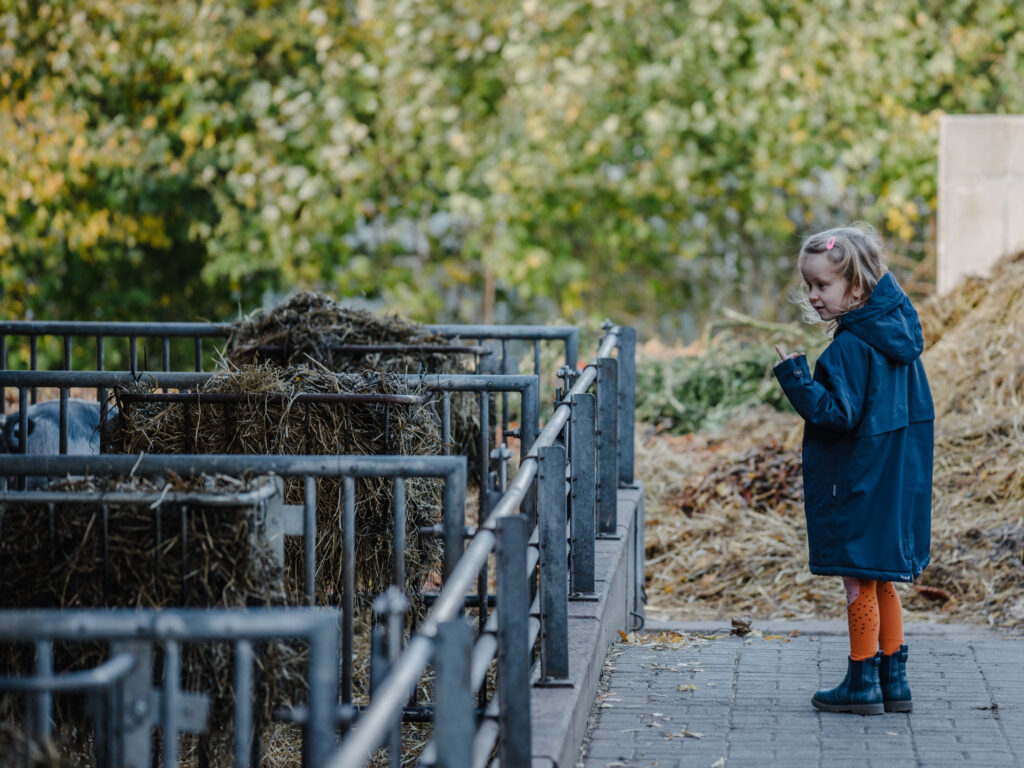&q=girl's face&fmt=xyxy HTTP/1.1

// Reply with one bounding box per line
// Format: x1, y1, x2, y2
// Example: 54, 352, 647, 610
801, 253, 863, 321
